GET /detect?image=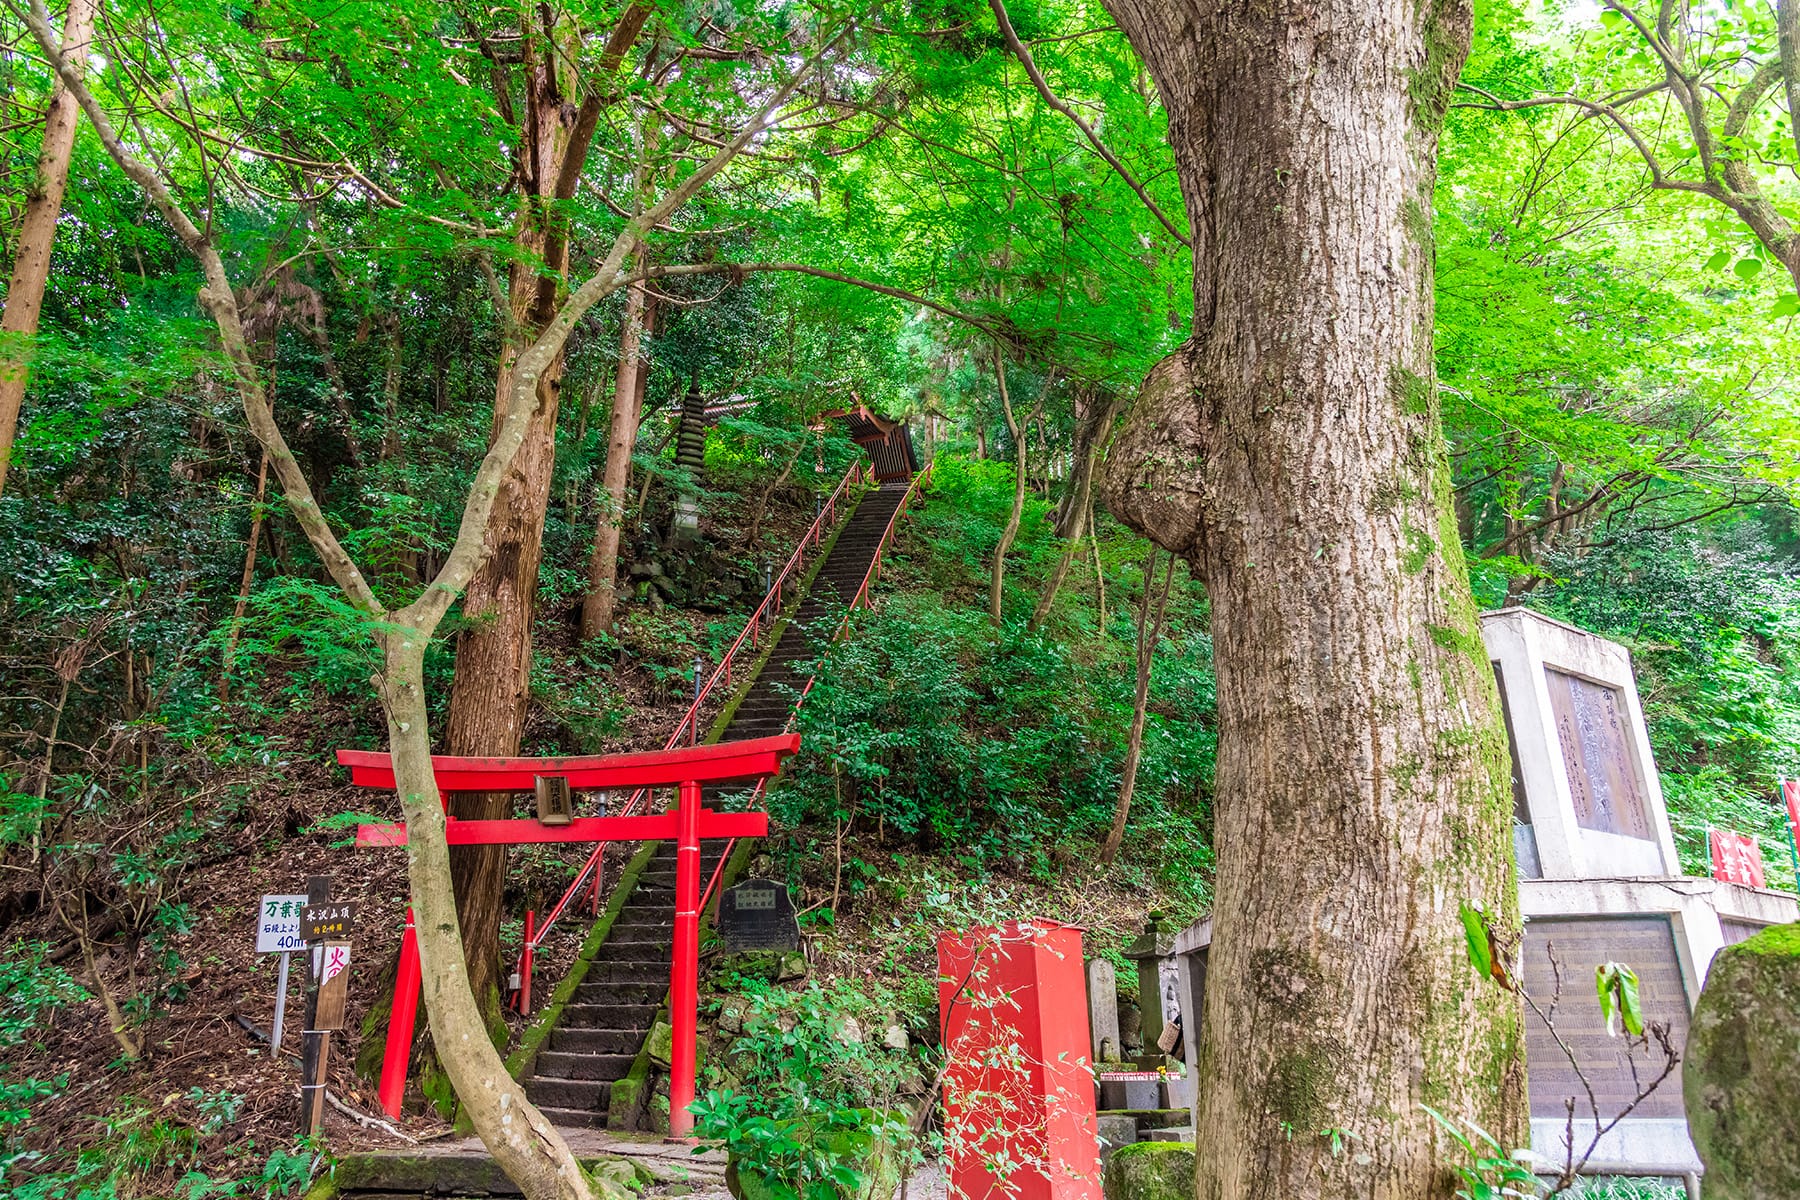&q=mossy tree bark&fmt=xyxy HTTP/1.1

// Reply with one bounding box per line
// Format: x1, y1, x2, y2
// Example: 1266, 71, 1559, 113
580, 277, 651, 639
1098, 0, 1528, 1194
